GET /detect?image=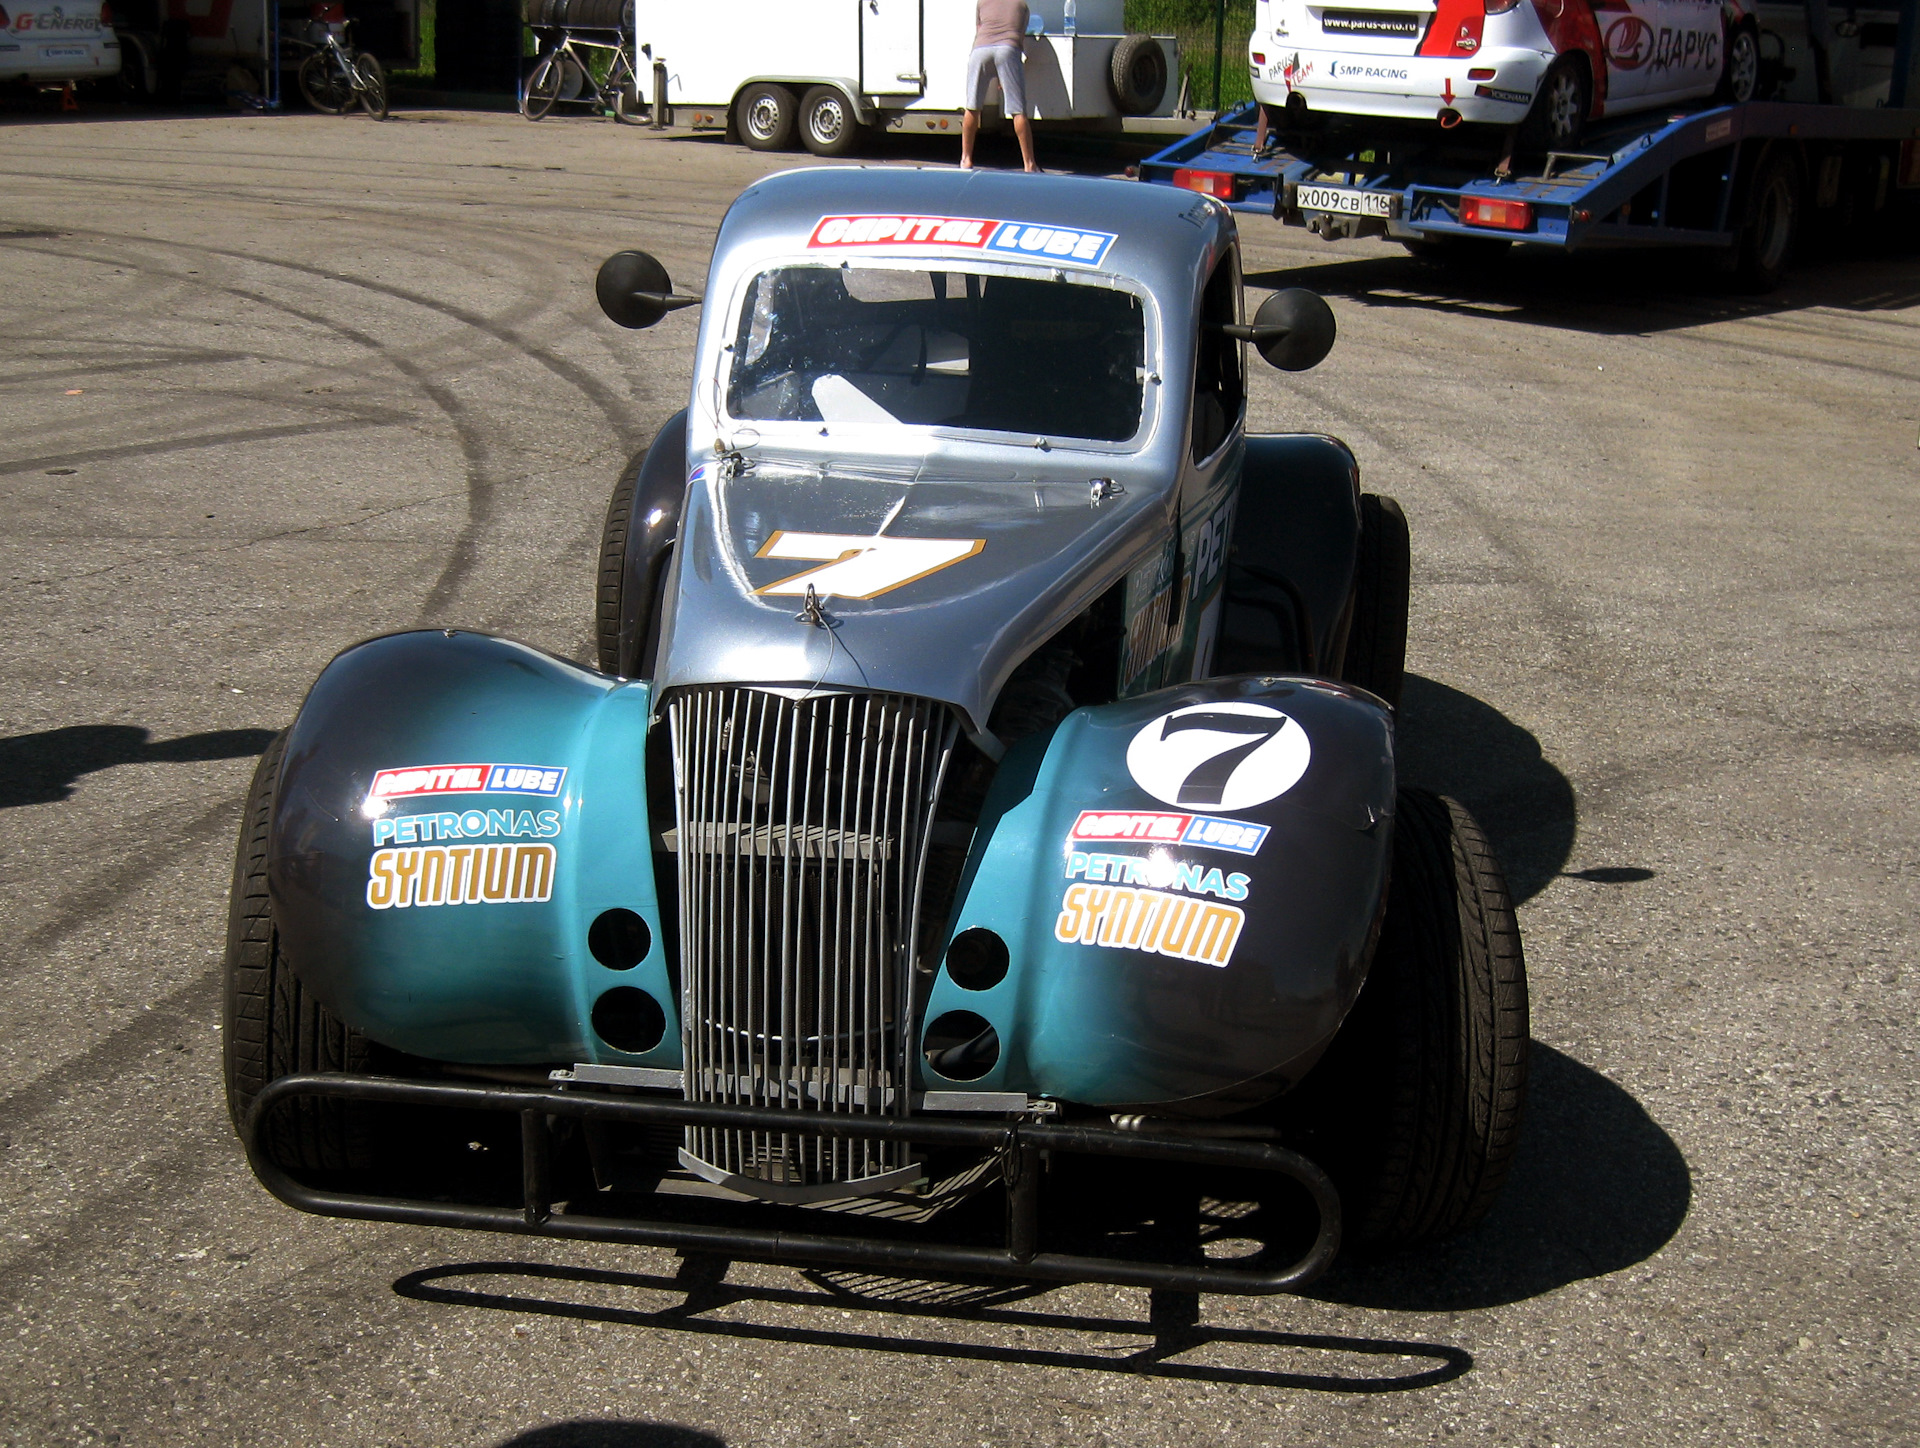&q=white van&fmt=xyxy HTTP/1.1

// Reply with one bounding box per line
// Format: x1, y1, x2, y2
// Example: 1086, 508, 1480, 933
0, 0, 121, 85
